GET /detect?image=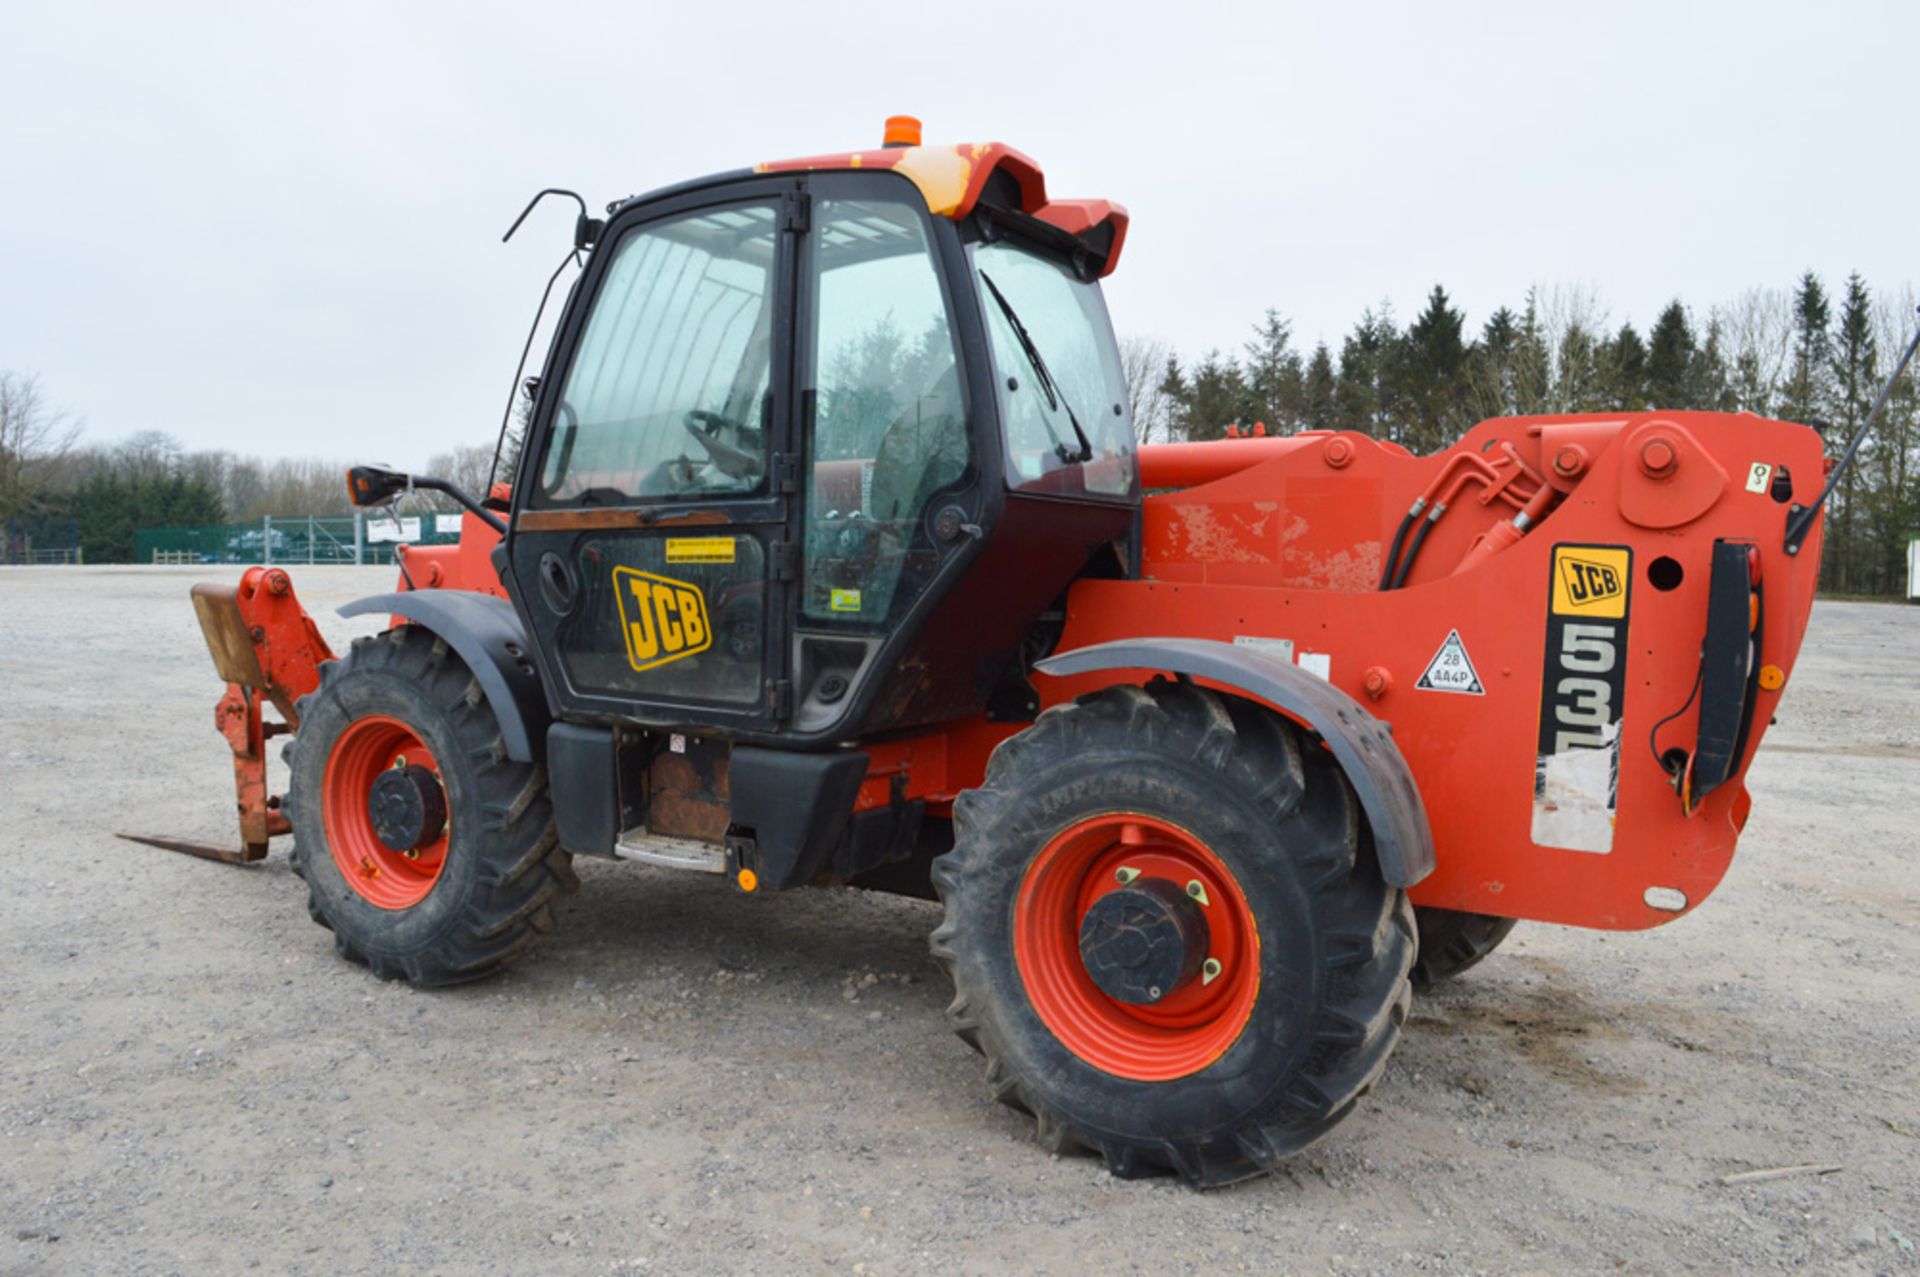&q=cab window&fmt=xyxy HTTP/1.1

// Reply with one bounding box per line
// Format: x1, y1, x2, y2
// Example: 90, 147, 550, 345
971, 240, 1136, 499
803, 198, 969, 624
536, 203, 779, 506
